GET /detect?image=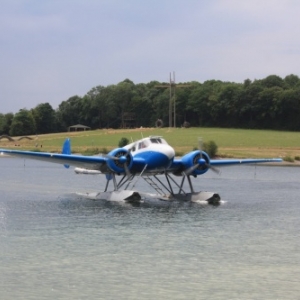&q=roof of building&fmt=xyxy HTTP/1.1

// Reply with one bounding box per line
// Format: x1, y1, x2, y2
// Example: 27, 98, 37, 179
68, 124, 91, 129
